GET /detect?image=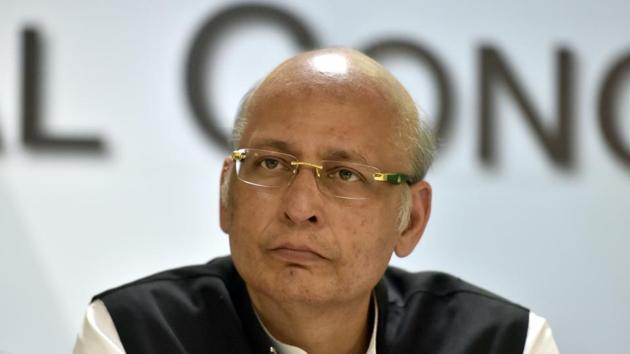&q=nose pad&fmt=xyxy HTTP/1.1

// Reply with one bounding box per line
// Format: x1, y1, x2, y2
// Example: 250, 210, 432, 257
290, 161, 323, 178
287, 162, 322, 193
288, 161, 324, 191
